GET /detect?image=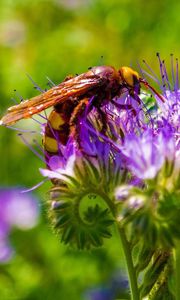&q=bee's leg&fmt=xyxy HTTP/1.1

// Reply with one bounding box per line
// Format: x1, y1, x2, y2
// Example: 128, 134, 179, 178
96, 107, 108, 134
69, 97, 89, 143
111, 100, 137, 116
